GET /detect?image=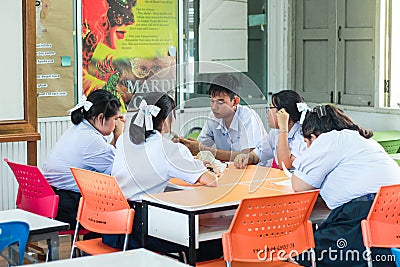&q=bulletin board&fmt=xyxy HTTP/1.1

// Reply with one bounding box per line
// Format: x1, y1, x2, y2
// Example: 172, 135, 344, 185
0, 0, 40, 165
36, 0, 75, 117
